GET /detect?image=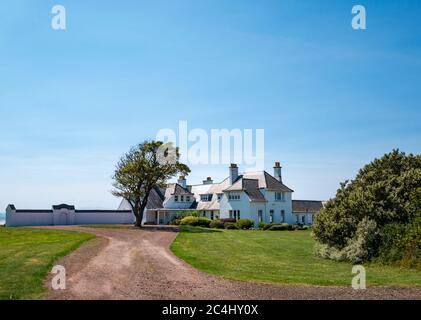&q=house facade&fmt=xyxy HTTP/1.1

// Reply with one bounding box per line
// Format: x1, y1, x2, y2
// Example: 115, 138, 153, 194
119, 162, 324, 226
